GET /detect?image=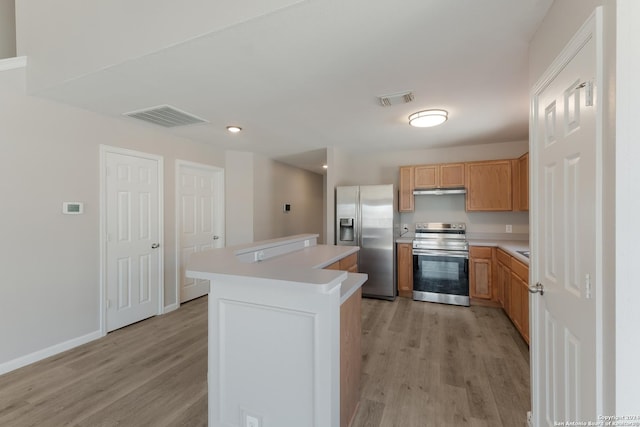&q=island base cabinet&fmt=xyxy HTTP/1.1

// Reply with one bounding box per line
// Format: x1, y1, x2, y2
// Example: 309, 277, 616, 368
340, 288, 362, 427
